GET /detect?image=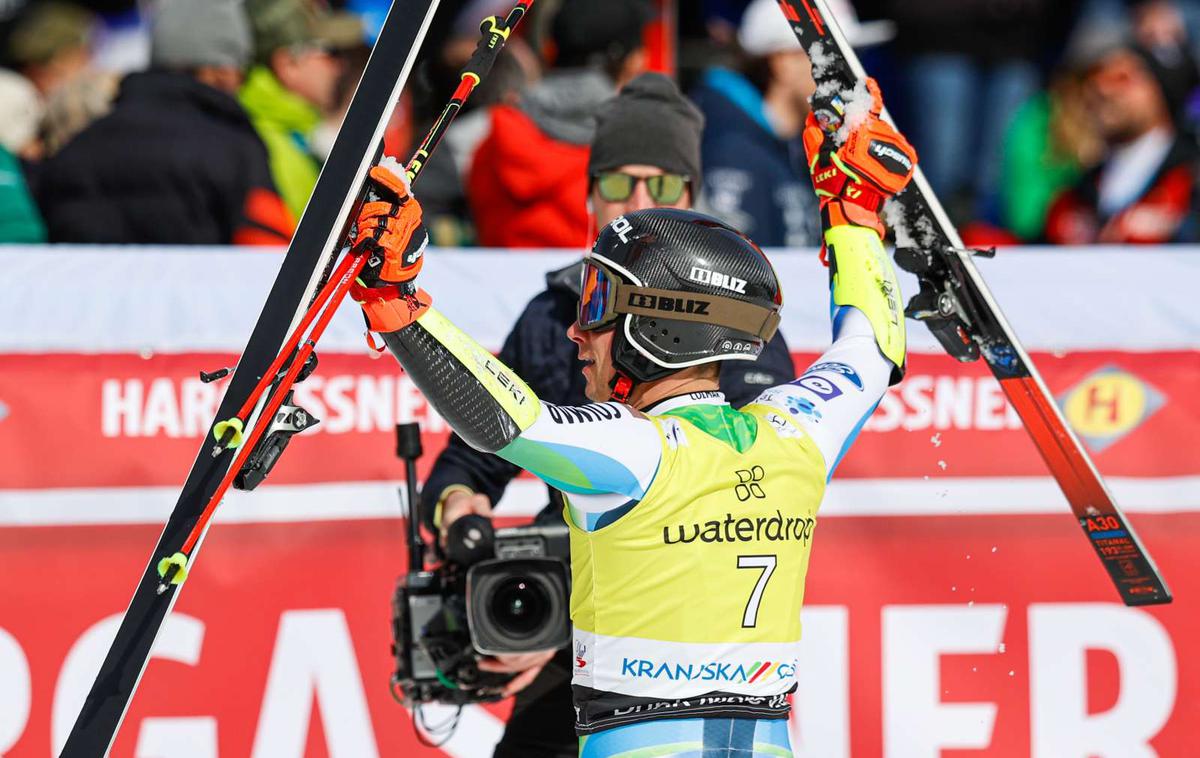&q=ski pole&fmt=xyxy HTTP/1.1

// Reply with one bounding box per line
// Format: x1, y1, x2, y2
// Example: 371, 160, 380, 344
406, 0, 534, 182
157, 0, 539, 593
